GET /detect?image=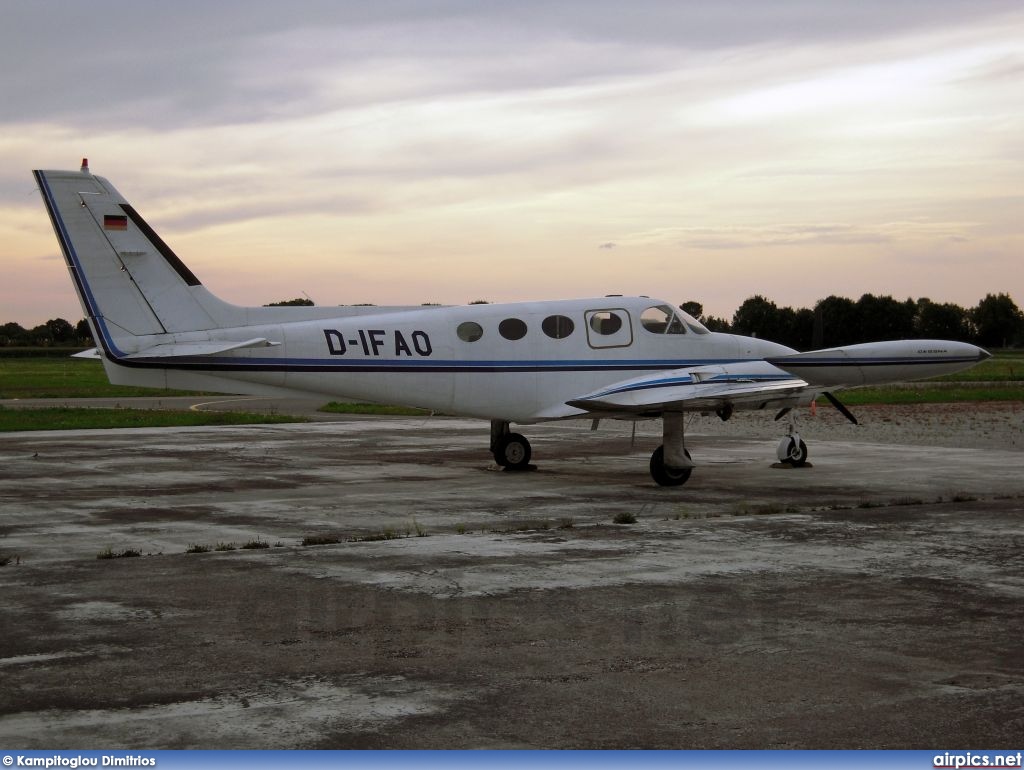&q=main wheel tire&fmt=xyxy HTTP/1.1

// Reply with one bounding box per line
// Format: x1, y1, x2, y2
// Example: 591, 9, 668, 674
784, 437, 809, 467
649, 445, 693, 487
494, 433, 532, 469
